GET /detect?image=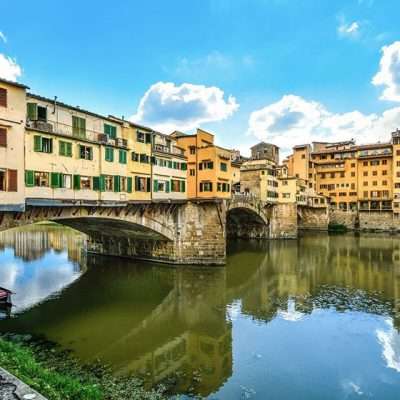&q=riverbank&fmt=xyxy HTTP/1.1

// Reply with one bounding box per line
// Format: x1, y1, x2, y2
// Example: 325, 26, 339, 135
0, 334, 167, 400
